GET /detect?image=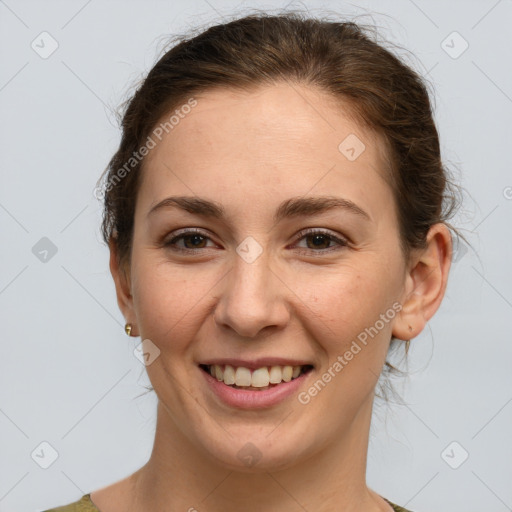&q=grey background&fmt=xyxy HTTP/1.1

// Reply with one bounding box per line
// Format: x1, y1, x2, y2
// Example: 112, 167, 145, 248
1, 1, 511, 511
